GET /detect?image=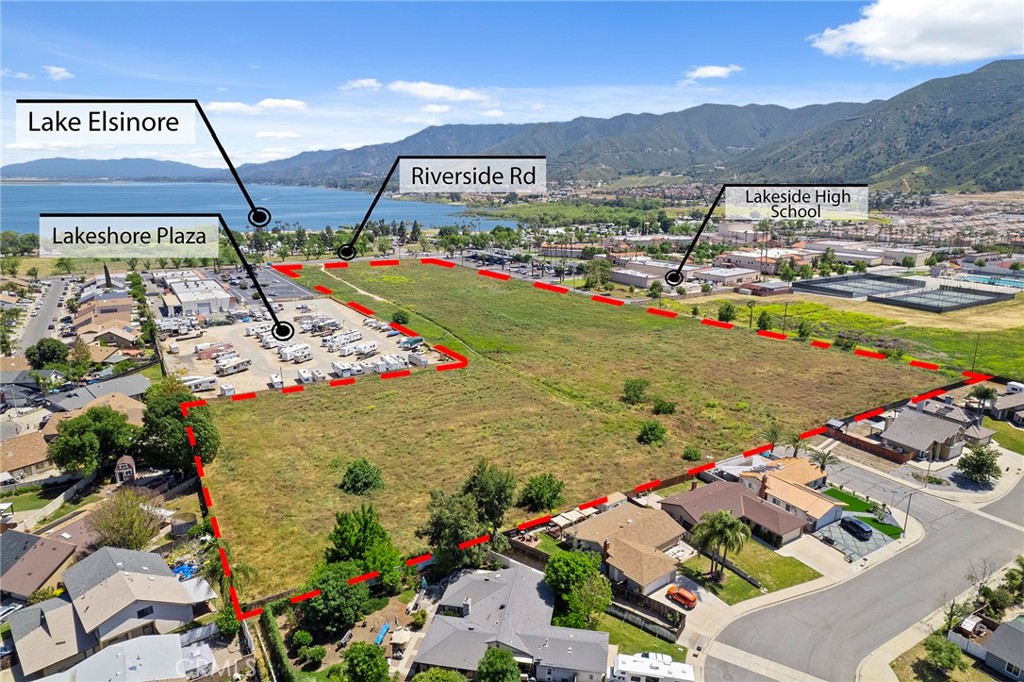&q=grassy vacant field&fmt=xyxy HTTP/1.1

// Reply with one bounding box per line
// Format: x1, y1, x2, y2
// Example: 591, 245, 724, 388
681, 297, 1024, 379
206, 263, 940, 596
679, 539, 822, 605
593, 613, 688, 659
